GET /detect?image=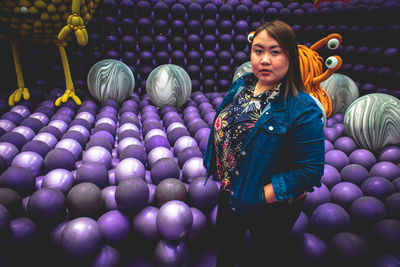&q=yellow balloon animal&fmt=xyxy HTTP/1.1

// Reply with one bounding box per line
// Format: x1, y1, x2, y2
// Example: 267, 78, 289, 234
248, 31, 343, 118
0, 0, 100, 107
